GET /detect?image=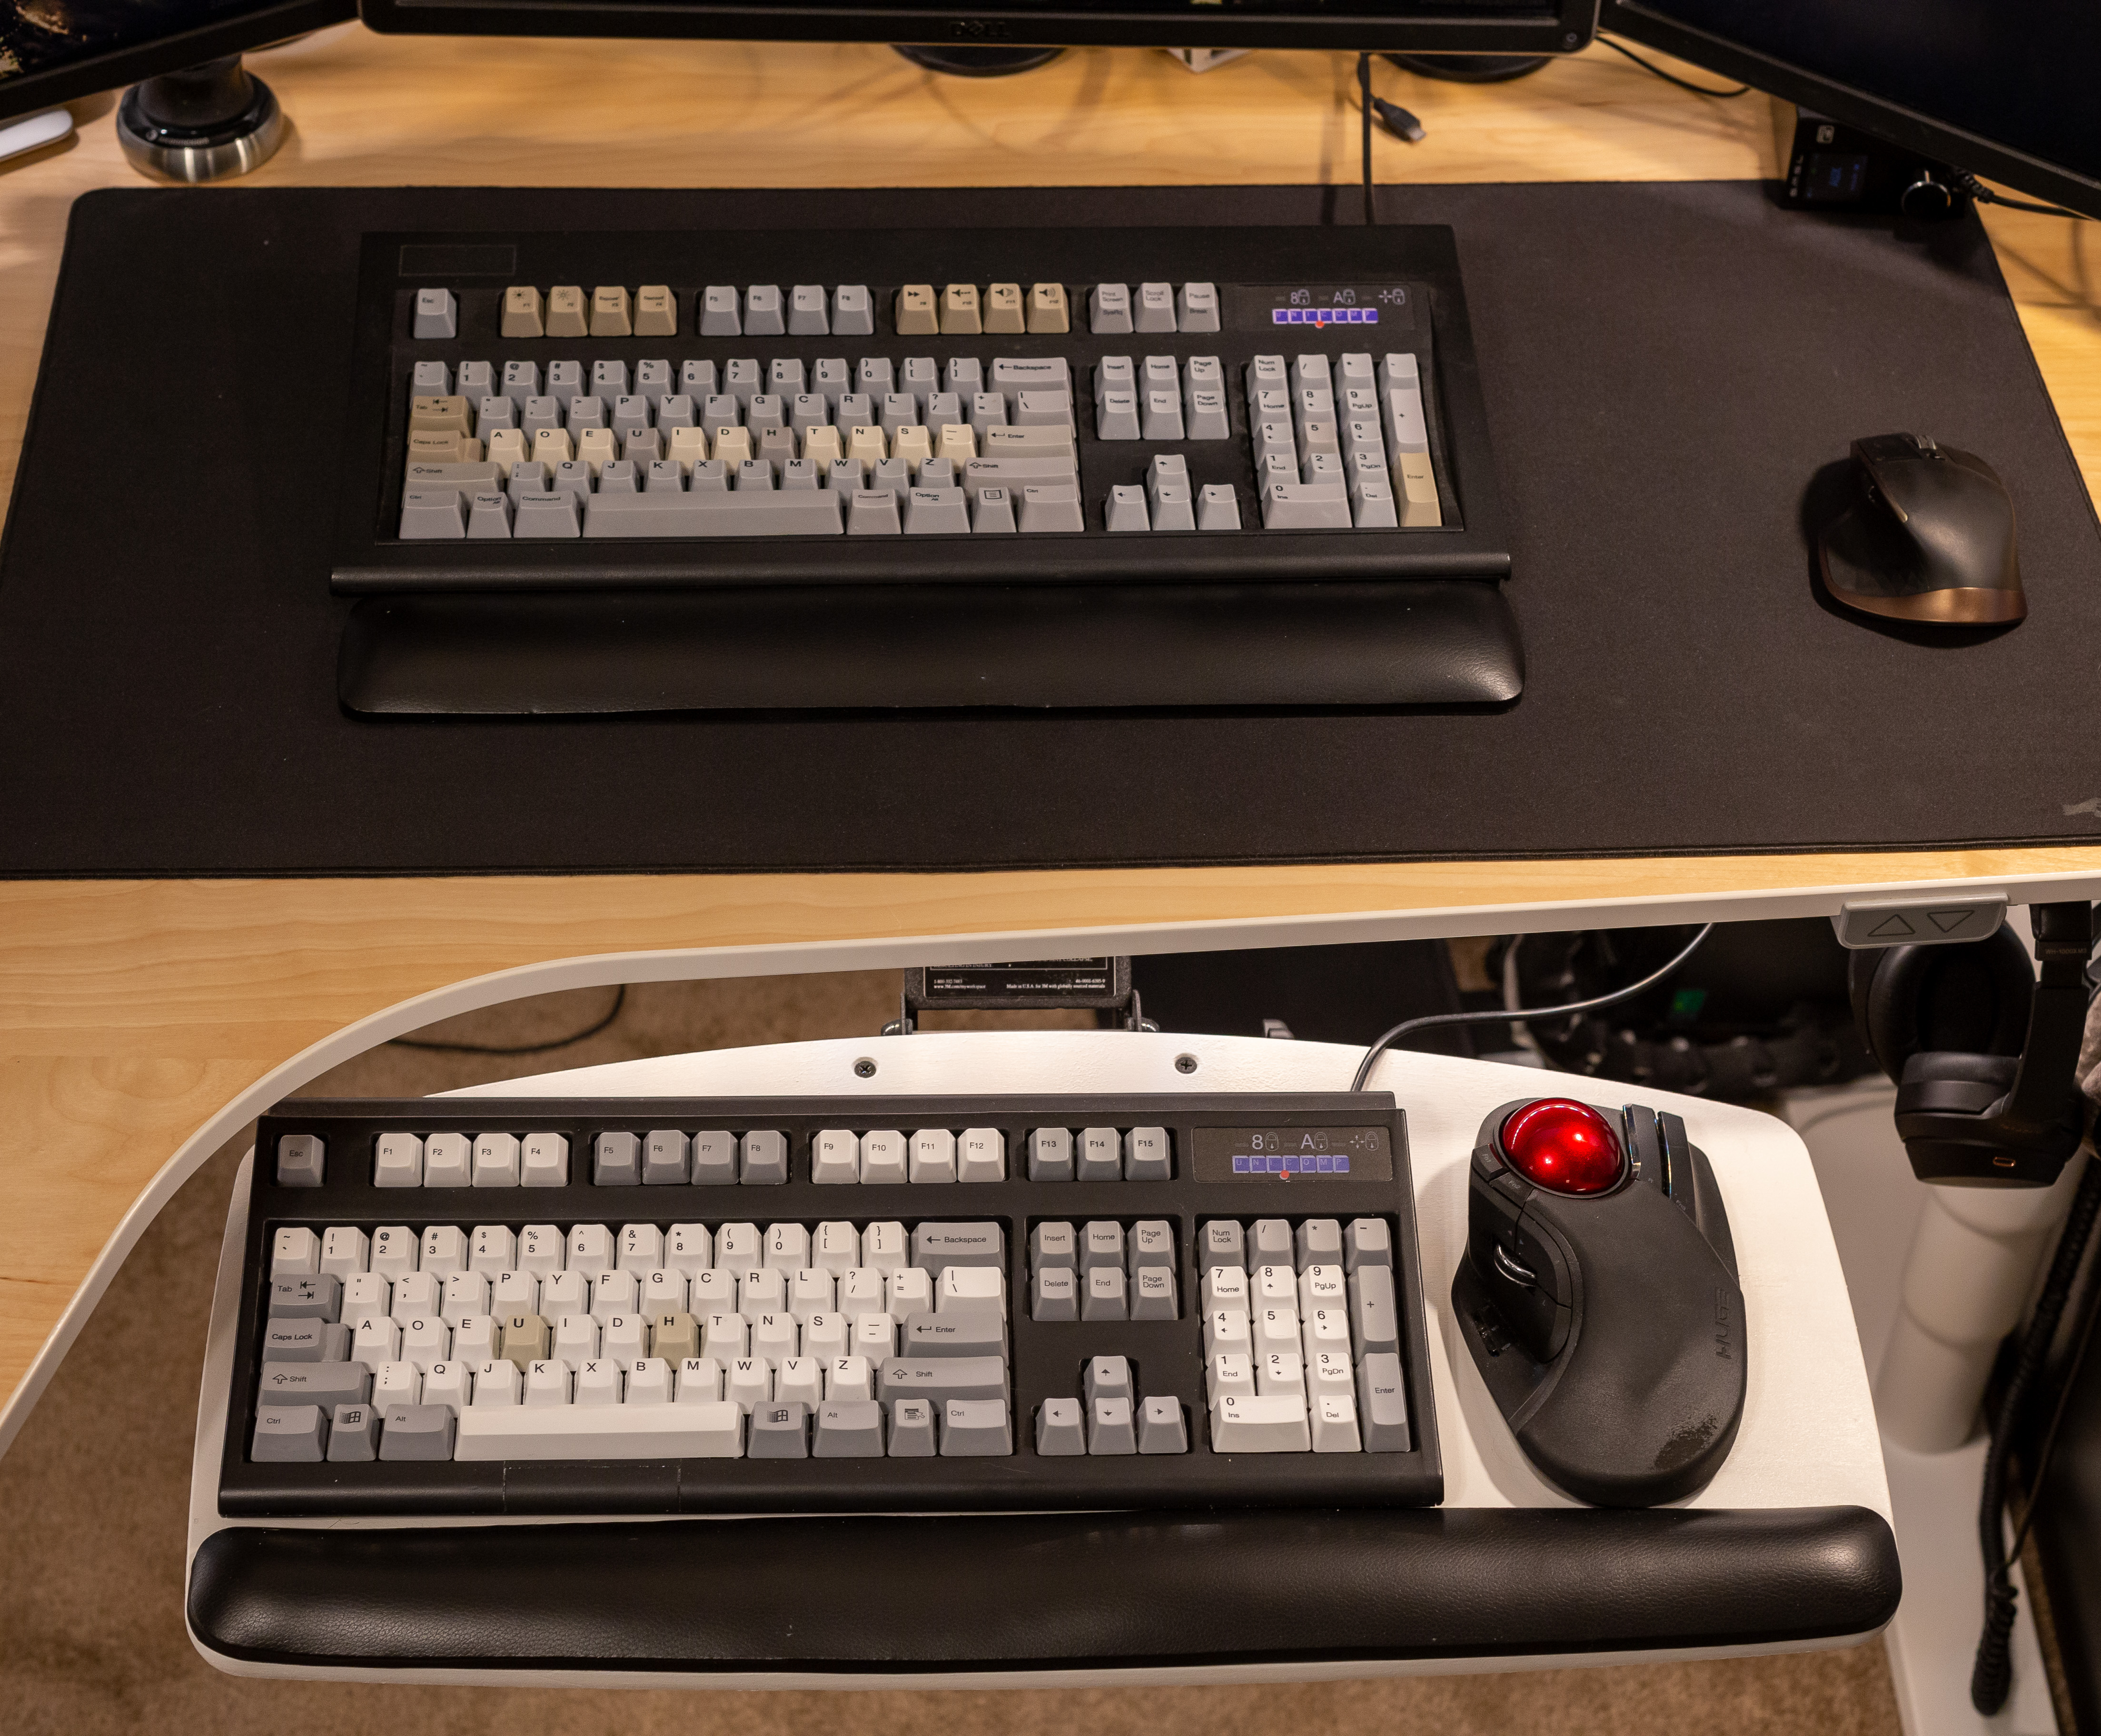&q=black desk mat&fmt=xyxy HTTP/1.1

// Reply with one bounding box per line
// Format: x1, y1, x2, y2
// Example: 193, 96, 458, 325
3, 181, 2097, 878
